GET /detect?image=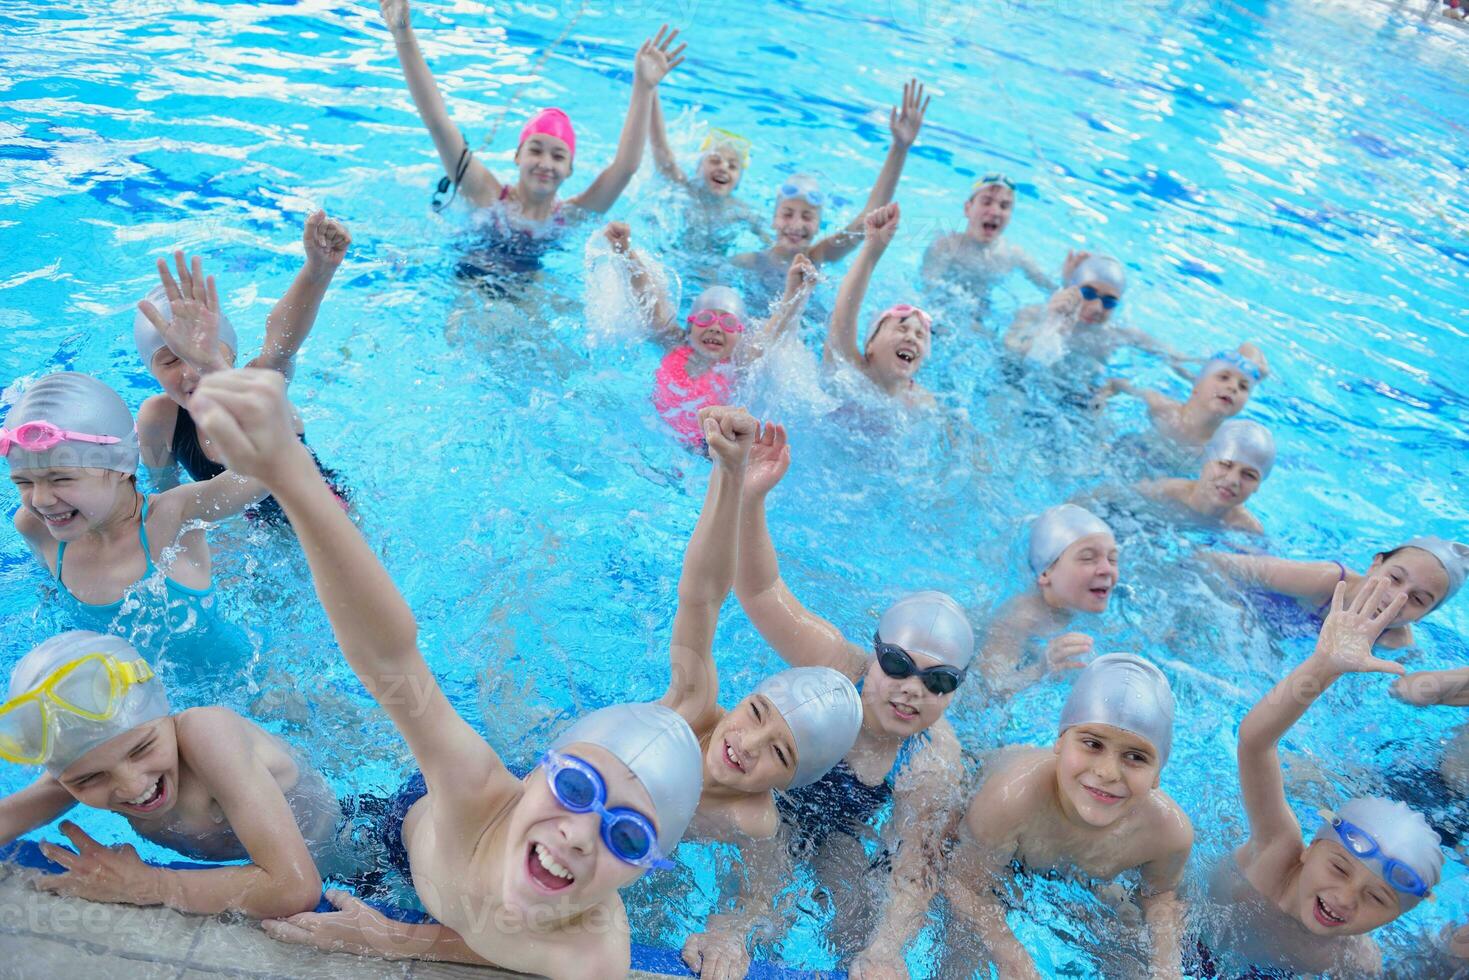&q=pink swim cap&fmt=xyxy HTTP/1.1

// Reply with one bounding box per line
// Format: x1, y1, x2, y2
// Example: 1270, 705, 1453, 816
519, 107, 576, 160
